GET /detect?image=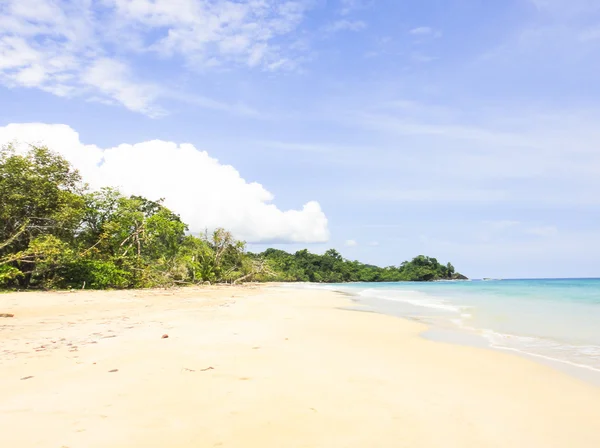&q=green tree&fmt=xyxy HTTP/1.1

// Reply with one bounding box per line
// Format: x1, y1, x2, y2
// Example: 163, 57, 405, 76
80, 193, 187, 287
0, 144, 466, 290
0, 145, 85, 287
